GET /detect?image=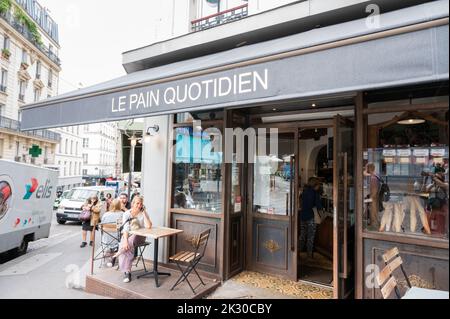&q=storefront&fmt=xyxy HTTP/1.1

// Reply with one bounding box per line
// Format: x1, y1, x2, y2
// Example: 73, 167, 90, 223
19, 2, 449, 298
